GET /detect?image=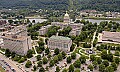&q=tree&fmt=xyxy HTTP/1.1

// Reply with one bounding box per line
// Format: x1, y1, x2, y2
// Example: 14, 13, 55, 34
36, 55, 41, 61
45, 38, 48, 44
18, 57, 26, 63
33, 65, 37, 71
61, 51, 66, 59
43, 57, 48, 64
90, 54, 96, 61
101, 50, 107, 59
111, 62, 117, 71
115, 51, 119, 56
92, 61, 98, 69
26, 49, 33, 58
62, 68, 67, 72
37, 60, 42, 67
5, 49, 11, 57
74, 69, 80, 72
114, 57, 120, 64
79, 55, 86, 64
75, 20, 80, 23
73, 59, 81, 68
69, 64, 74, 72
25, 60, 32, 68
39, 67, 45, 72
99, 64, 105, 72
67, 56, 72, 63
102, 60, 109, 67
54, 48, 59, 55
8, 20, 13, 24
56, 66, 60, 72
32, 20, 35, 23
53, 55, 58, 63
49, 60, 55, 67
71, 52, 76, 59
58, 53, 63, 61
70, 43, 75, 51
96, 57, 102, 64
45, 47, 50, 55
88, 64, 94, 71
104, 66, 114, 72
